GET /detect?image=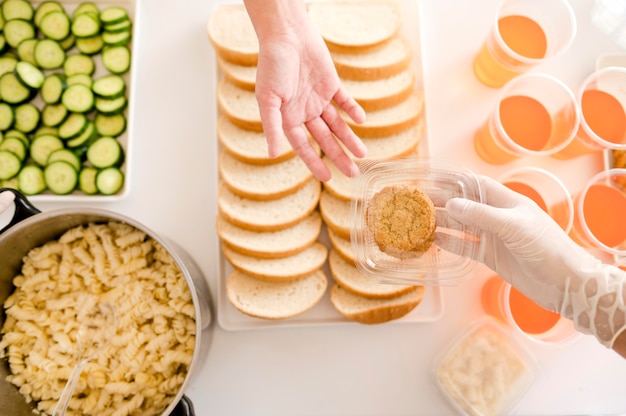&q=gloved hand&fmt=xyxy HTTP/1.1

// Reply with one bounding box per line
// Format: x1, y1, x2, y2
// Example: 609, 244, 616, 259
0, 191, 15, 214
441, 174, 626, 350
